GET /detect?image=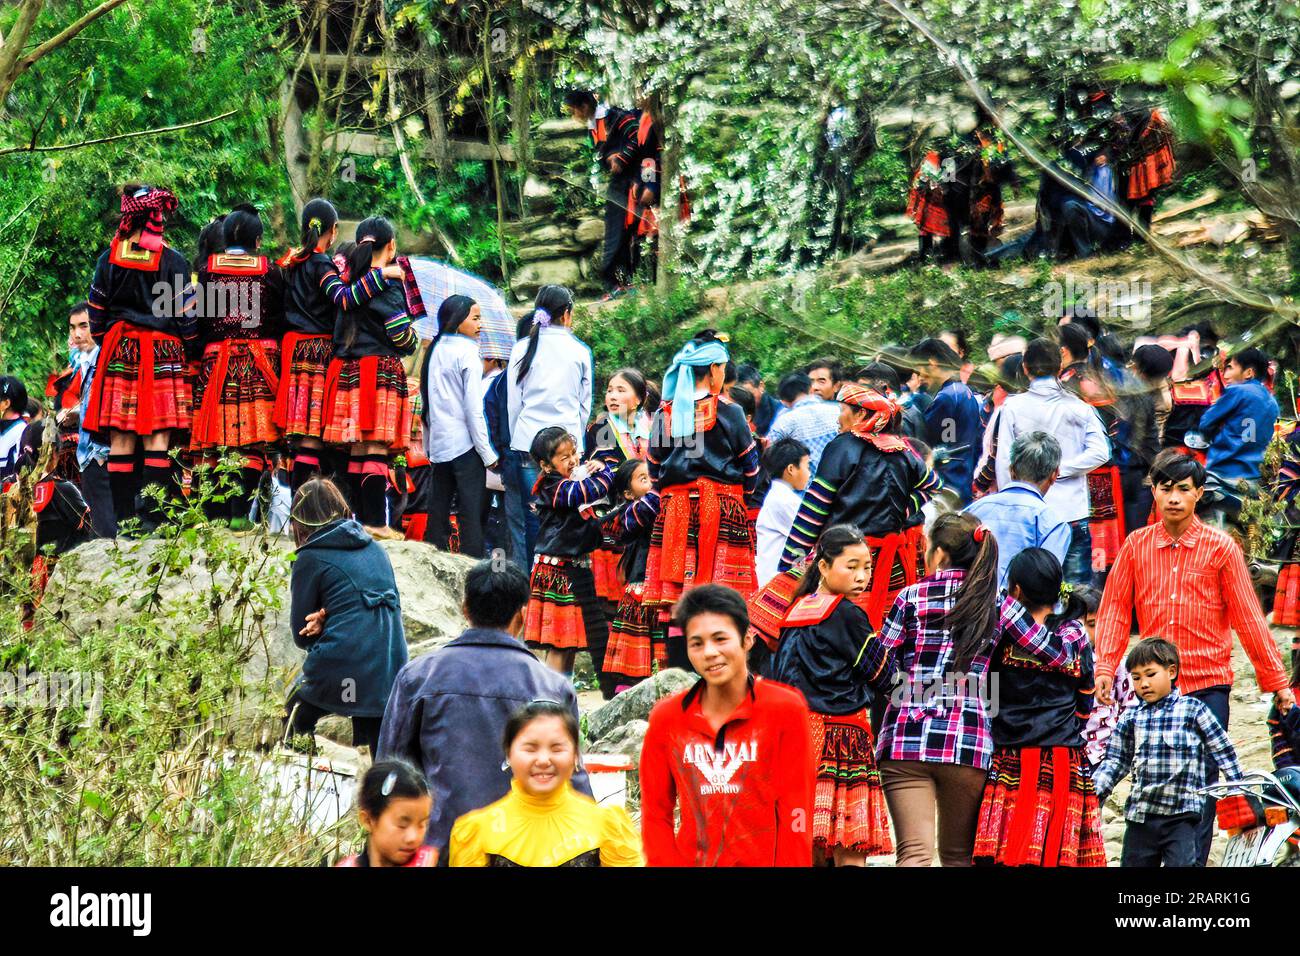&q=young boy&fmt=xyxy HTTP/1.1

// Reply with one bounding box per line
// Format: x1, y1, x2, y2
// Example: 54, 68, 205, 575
639, 584, 814, 867
755, 438, 810, 588
1193, 346, 1278, 492
1092, 637, 1245, 867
